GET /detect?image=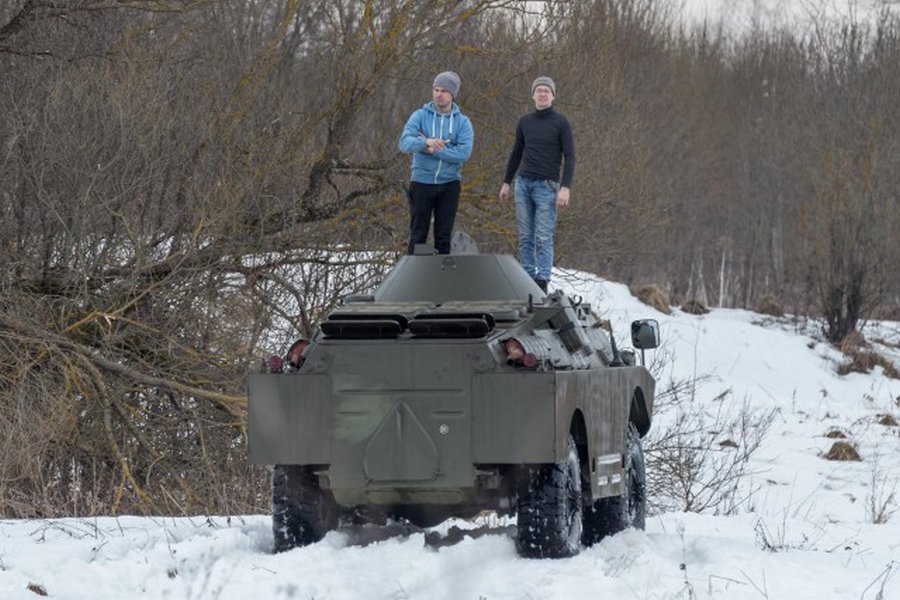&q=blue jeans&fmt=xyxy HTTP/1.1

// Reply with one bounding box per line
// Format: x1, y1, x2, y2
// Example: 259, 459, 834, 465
514, 176, 558, 281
